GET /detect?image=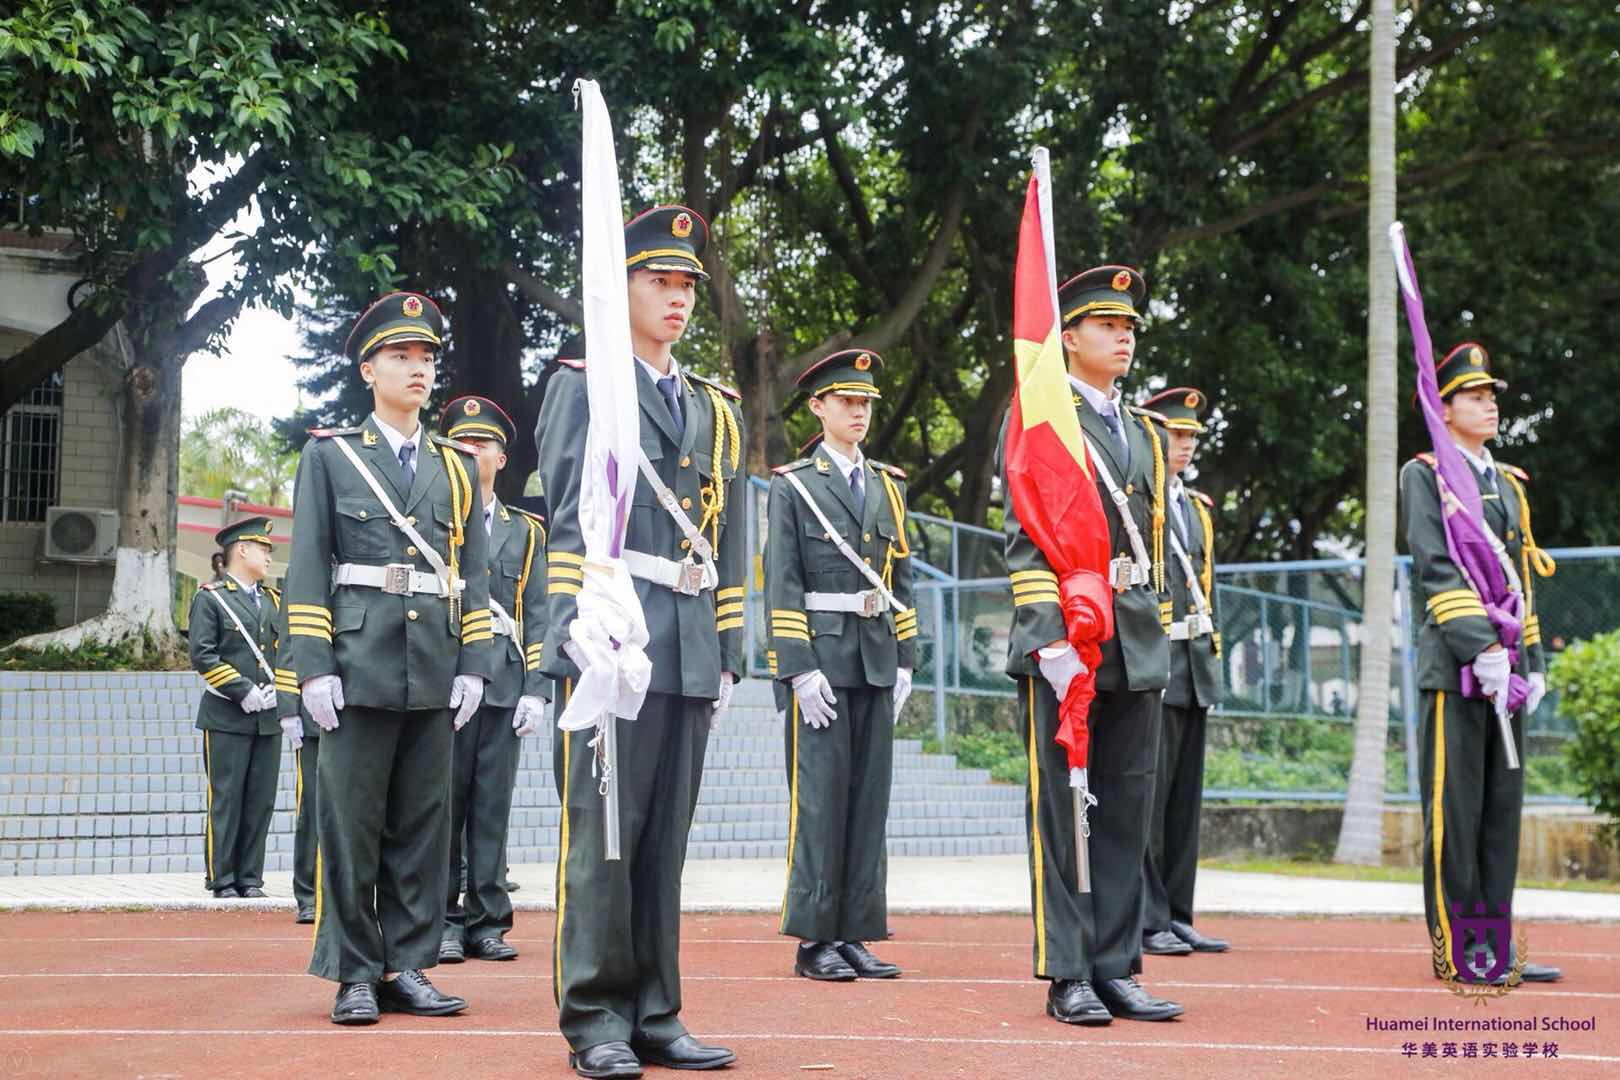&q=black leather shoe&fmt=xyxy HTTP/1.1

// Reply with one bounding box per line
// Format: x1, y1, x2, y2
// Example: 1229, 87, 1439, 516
331, 982, 379, 1025
794, 941, 857, 981
1095, 976, 1184, 1021
237, 886, 267, 899
504, 879, 521, 892
835, 941, 900, 978
295, 905, 315, 924
211, 886, 237, 899
633, 1034, 736, 1070
377, 970, 467, 1016
569, 1041, 642, 1078
468, 936, 518, 961
438, 935, 465, 964
1458, 947, 1563, 985
1045, 979, 1112, 1025
1170, 920, 1230, 953
1143, 929, 1193, 956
